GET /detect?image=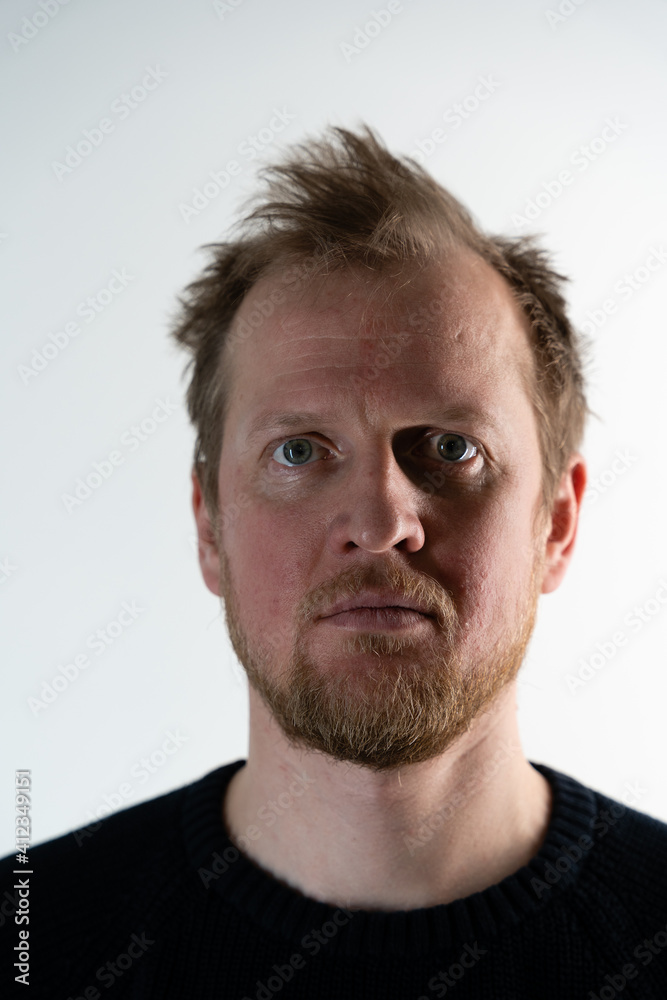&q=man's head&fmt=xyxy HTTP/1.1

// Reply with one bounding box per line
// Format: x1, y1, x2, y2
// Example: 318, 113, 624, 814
173, 126, 589, 770
173, 125, 590, 523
